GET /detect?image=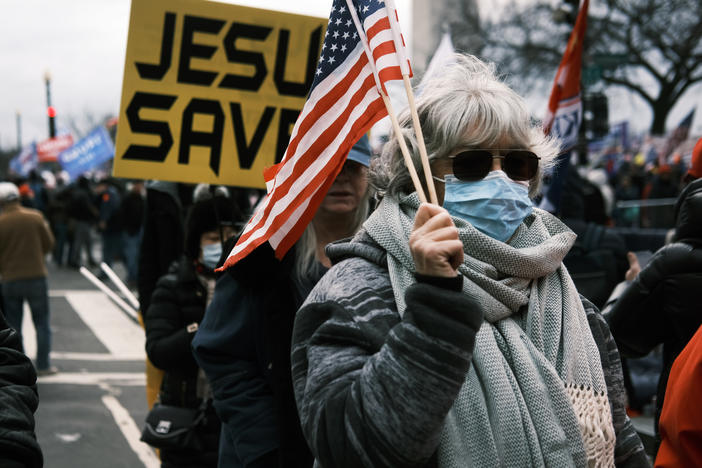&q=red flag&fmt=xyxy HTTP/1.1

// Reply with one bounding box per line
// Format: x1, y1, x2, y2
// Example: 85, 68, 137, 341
543, 0, 589, 149
36, 134, 74, 163
220, 0, 411, 270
